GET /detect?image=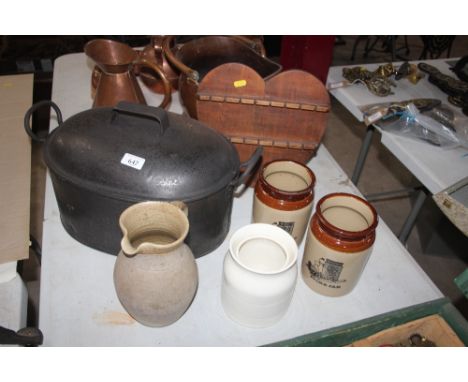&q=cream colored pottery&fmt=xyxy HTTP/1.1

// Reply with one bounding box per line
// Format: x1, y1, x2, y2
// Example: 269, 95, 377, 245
253, 198, 313, 244
113, 201, 198, 327
301, 193, 378, 297
252, 160, 315, 245
301, 229, 373, 297
221, 223, 298, 328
